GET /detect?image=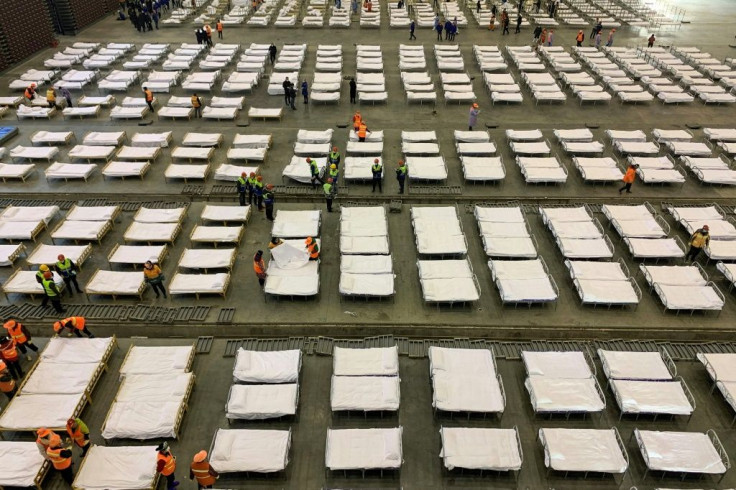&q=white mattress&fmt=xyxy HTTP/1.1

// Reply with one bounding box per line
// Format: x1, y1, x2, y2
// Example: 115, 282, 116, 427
0, 243, 23, 266
191, 226, 242, 243
119, 345, 193, 376
0, 163, 34, 180
83, 132, 124, 146
67, 205, 118, 221
641, 264, 706, 287
210, 428, 291, 473
612, 380, 692, 415
339, 272, 394, 296
72, 445, 157, 490
52, 220, 108, 240
325, 428, 403, 470
522, 351, 591, 378
20, 360, 98, 395
102, 400, 184, 439
201, 205, 250, 223
655, 284, 724, 311
540, 428, 627, 473
31, 130, 73, 144
440, 428, 522, 472
3, 270, 62, 294
226, 384, 298, 419
124, 222, 178, 242
214, 164, 259, 182
420, 277, 479, 303
0, 441, 47, 487
625, 238, 684, 259
0, 219, 40, 239
131, 132, 172, 148
179, 248, 235, 270
272, 210, 320, 238
86, 270, 144, 295
526, 377, 604, 412
333, 346, 398, 376
599, 350, 672, 380
264, 260, 319, 296
108, 245, 165, 265
635, 430, 726, 474
0, 205, 58, 224
114, 373, 192, 402
0, 393, 84, 430
428, 347, 494, 377
46, 162, 96, 180
433, 371, 504, 413
169, 273, 229, 294
576, 278, 639, 305
233, 349, 301, 383
116, 146, 159, 161
331, 376, 400, 412
566, 260, 627, 281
